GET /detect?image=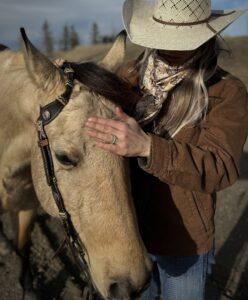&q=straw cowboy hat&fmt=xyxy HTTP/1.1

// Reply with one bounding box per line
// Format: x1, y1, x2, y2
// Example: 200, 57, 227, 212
122, 0, 247, 50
